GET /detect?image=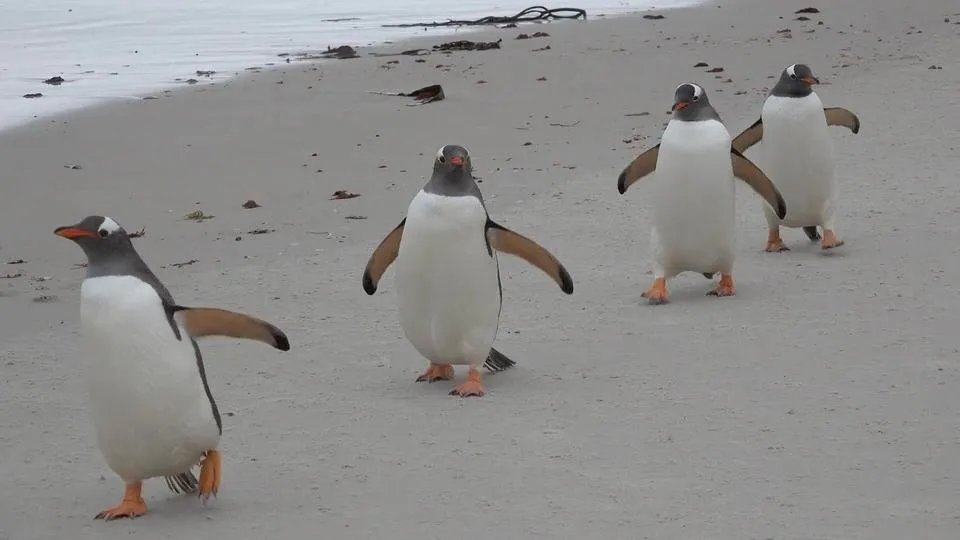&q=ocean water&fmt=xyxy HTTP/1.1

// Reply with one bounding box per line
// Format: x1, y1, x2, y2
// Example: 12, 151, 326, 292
0, 0, 701, 132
